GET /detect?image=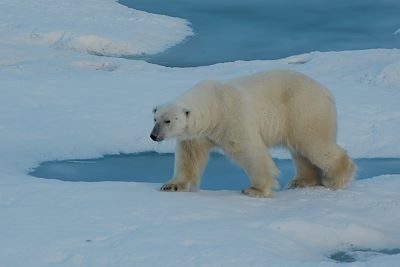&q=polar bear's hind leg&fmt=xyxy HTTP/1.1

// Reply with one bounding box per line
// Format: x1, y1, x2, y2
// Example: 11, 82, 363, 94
287, 152, 322, 189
